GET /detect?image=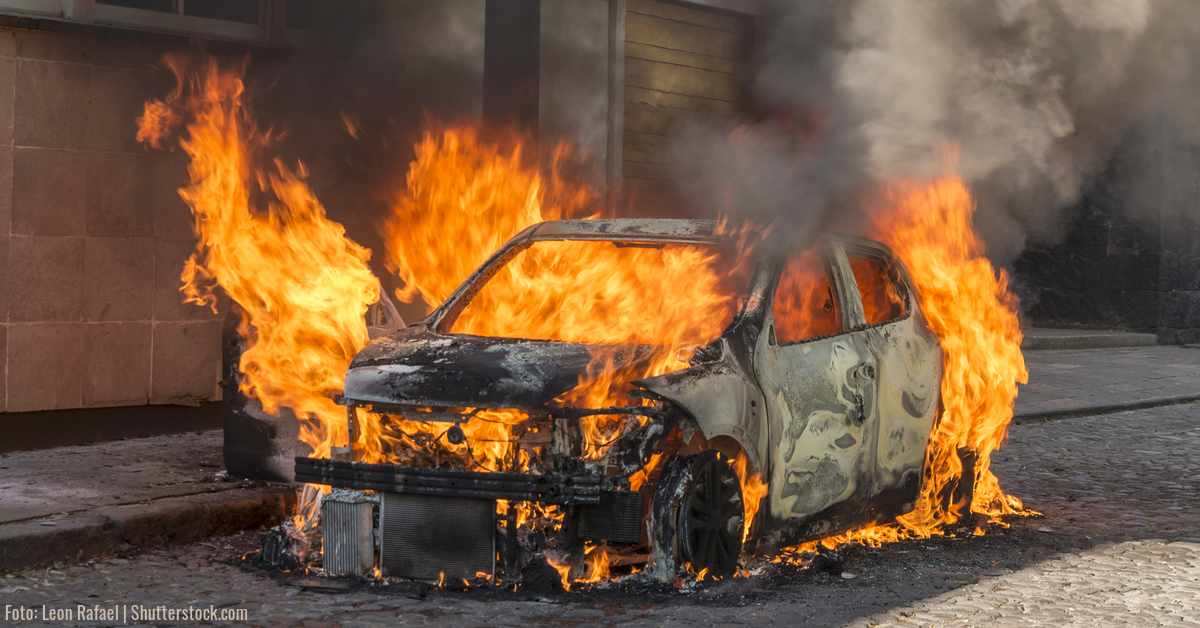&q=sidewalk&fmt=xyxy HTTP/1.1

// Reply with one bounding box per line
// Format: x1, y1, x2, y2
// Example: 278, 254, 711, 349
1015, 344, 1200, 422
0, 432, 294, 573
